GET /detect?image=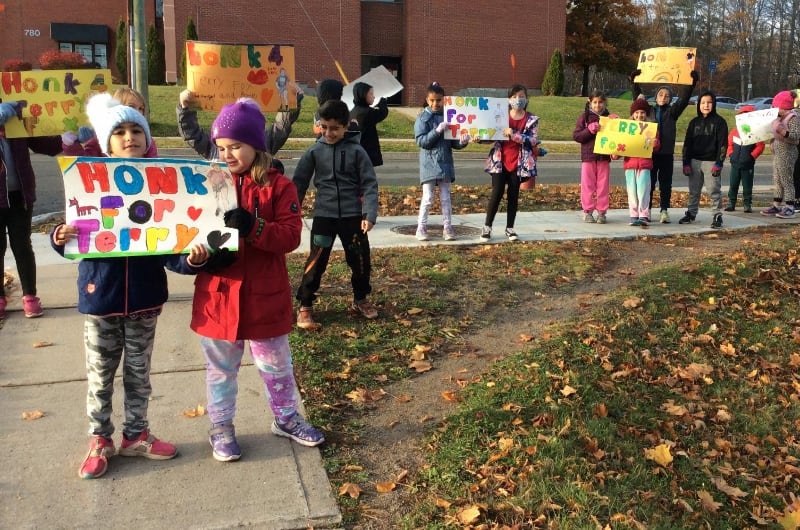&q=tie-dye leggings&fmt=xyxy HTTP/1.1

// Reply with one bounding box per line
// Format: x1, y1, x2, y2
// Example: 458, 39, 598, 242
201, 335, 300, 427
